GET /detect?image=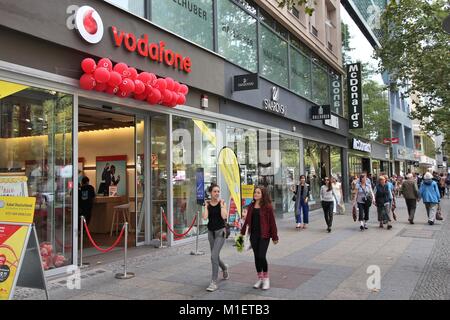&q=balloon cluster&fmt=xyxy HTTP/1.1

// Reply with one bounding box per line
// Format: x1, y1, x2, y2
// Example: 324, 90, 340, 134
79, 57, 189, 107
